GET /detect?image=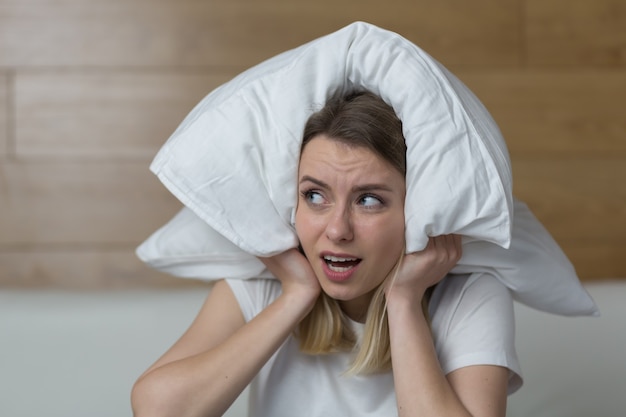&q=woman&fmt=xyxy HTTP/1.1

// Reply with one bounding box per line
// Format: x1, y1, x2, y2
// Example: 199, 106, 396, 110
131, 91, 520, 417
